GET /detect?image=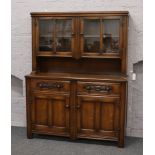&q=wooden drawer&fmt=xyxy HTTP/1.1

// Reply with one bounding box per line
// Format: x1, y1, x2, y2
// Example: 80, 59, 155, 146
77, 81, 120, 95
31, 79, 70, 93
